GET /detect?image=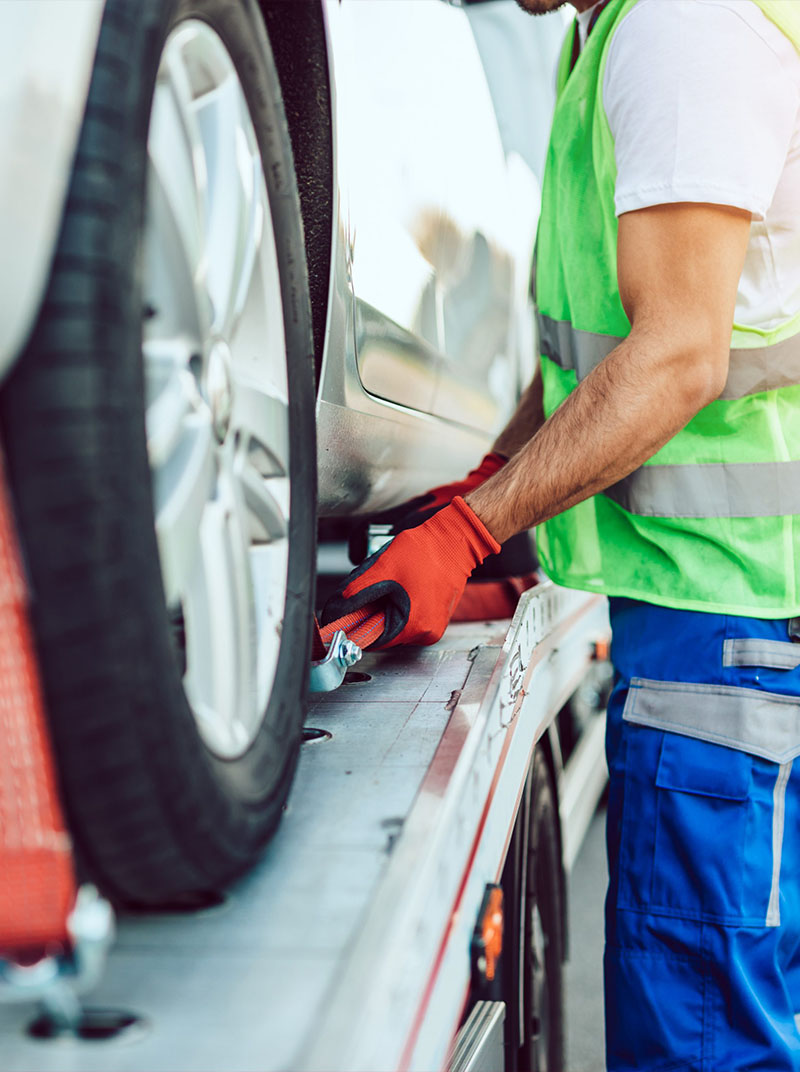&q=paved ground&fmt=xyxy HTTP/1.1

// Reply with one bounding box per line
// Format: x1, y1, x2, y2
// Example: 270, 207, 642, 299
565, 807, 607, 1072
